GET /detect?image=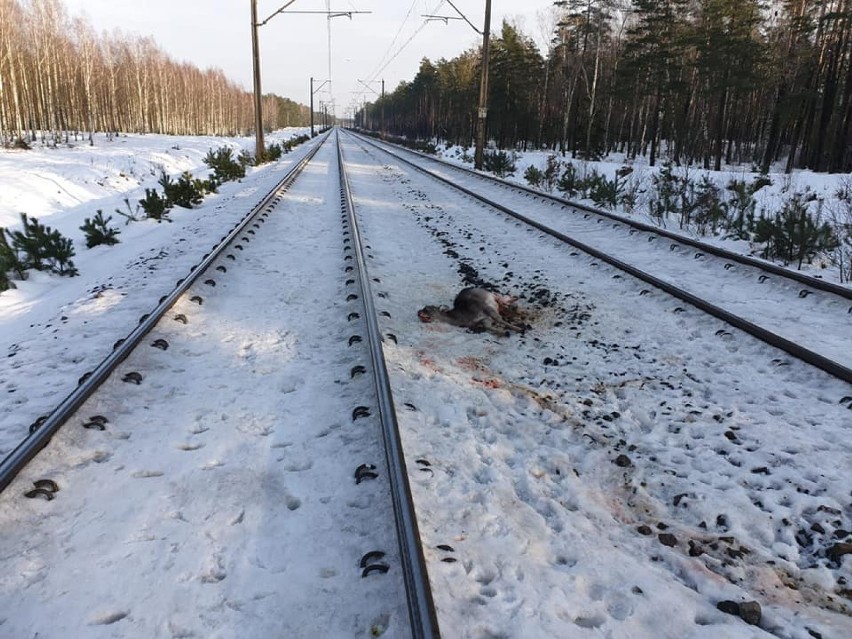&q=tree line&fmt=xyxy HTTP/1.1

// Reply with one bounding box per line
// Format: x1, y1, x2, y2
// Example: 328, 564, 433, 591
0, 0, 310, 145
358, 0, 852, 174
